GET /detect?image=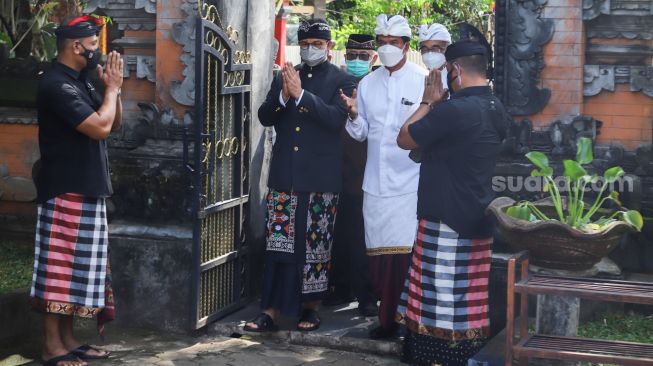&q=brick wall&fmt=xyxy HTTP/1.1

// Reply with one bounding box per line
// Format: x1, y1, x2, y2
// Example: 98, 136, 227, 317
0, 123, 38, 178
0, 122, 39, 217
121, 29, 156, 117
586, 84, 653, 149
524, 0, 585, 128
521, 0, 653, 151
156, 0, 188, 119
